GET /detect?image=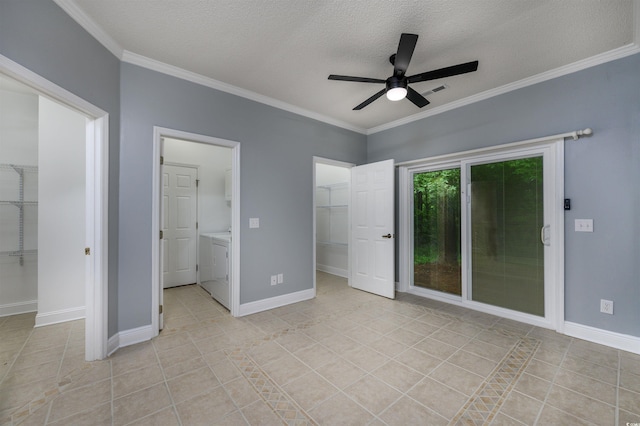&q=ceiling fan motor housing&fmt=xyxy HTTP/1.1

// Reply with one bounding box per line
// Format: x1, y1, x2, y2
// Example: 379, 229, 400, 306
386, 76, 407, 91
